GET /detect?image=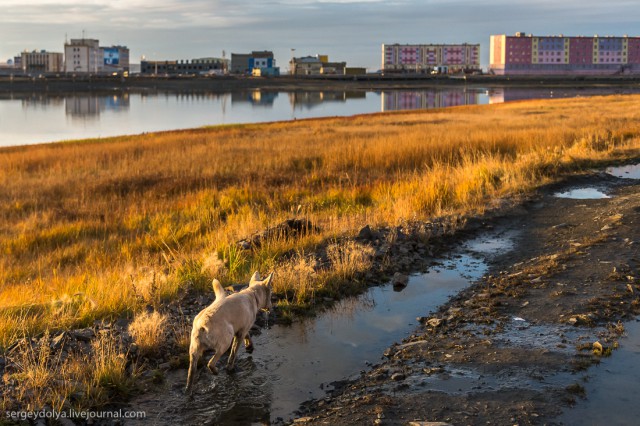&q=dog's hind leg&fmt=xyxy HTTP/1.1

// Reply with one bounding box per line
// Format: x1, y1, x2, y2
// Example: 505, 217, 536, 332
244, 334, 254, 353
186, 344, 202, 393
226, 333, 242, 371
